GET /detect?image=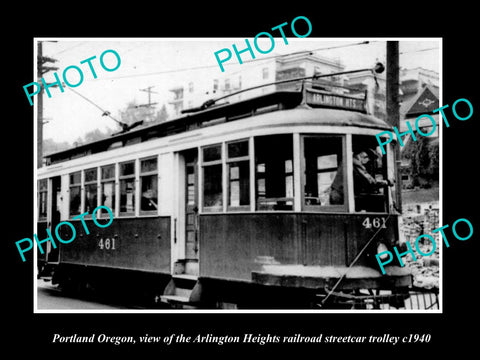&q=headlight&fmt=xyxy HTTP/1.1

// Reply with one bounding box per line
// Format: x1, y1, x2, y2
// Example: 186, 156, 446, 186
377, 242, 389, 260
